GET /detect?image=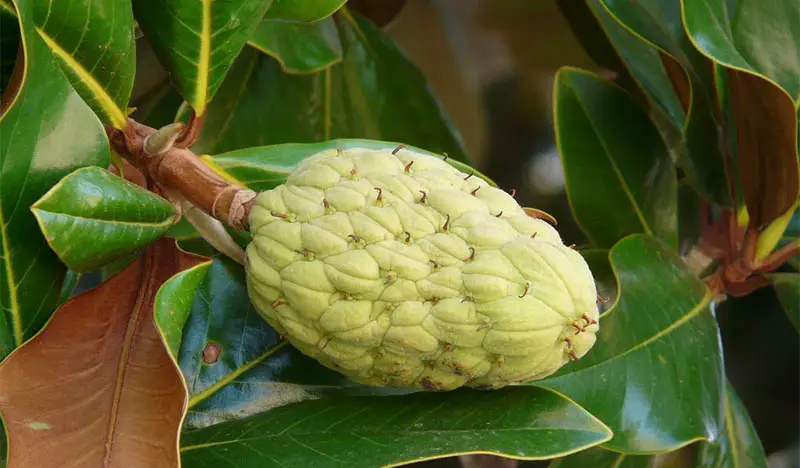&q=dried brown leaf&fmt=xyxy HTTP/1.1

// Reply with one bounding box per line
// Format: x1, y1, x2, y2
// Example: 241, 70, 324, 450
0, 238, 206, 468
729, 69, 799, 228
